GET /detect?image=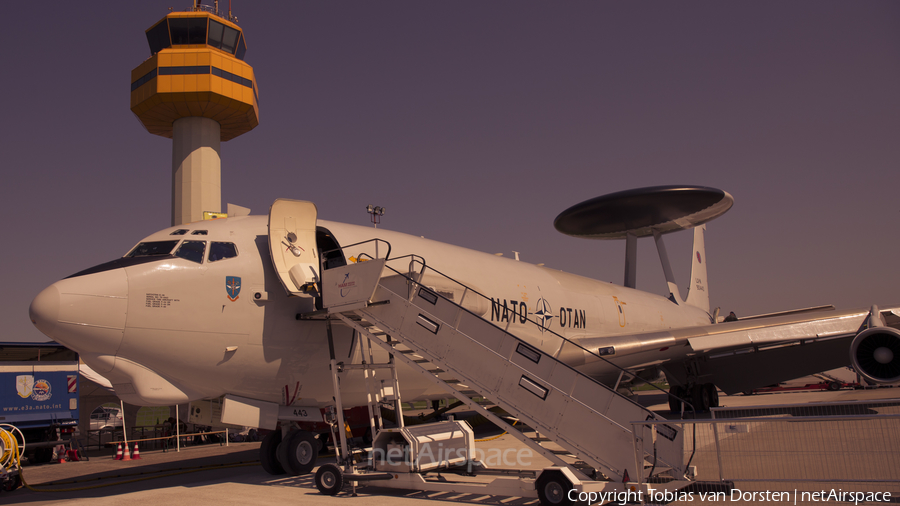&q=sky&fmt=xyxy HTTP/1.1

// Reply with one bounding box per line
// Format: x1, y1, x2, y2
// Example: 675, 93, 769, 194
3, 1, 899, 343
